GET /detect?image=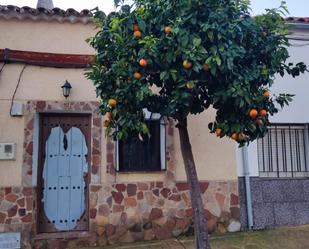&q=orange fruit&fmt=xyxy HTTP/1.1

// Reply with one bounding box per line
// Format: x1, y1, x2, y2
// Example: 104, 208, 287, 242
164, 26, 171, 34
215, 128, 222, 137
263, 90, 270, 98
203, 64, 210, 71
133, 24, 140, 32
133, 72, 142, 79
133, 30, 142, 39
103, 120, 110, 128
108, 98, 117, 107
106, 112, 112, 120
256, 119, 263, 126
183, 60, 192, 69
259, 109, 267, 117
231, 132, 238, 140
249, 109, 258, 119
139, 58, 148, 67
